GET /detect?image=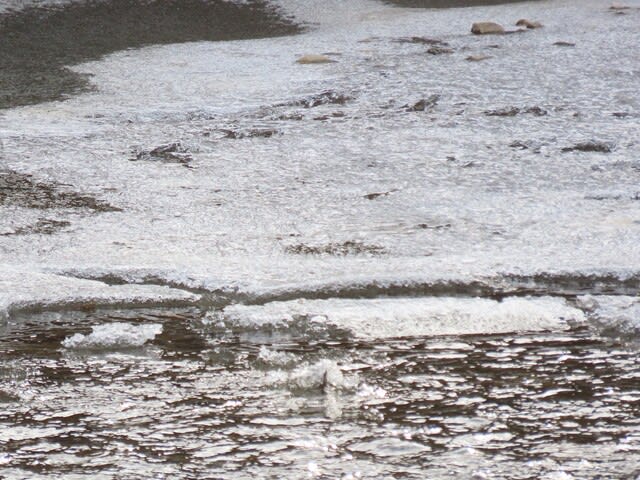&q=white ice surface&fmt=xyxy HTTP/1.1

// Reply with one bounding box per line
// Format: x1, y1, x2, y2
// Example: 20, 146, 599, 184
217, 296, 584, 337
1, 0, 640, 318
0, 267, 199, 319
